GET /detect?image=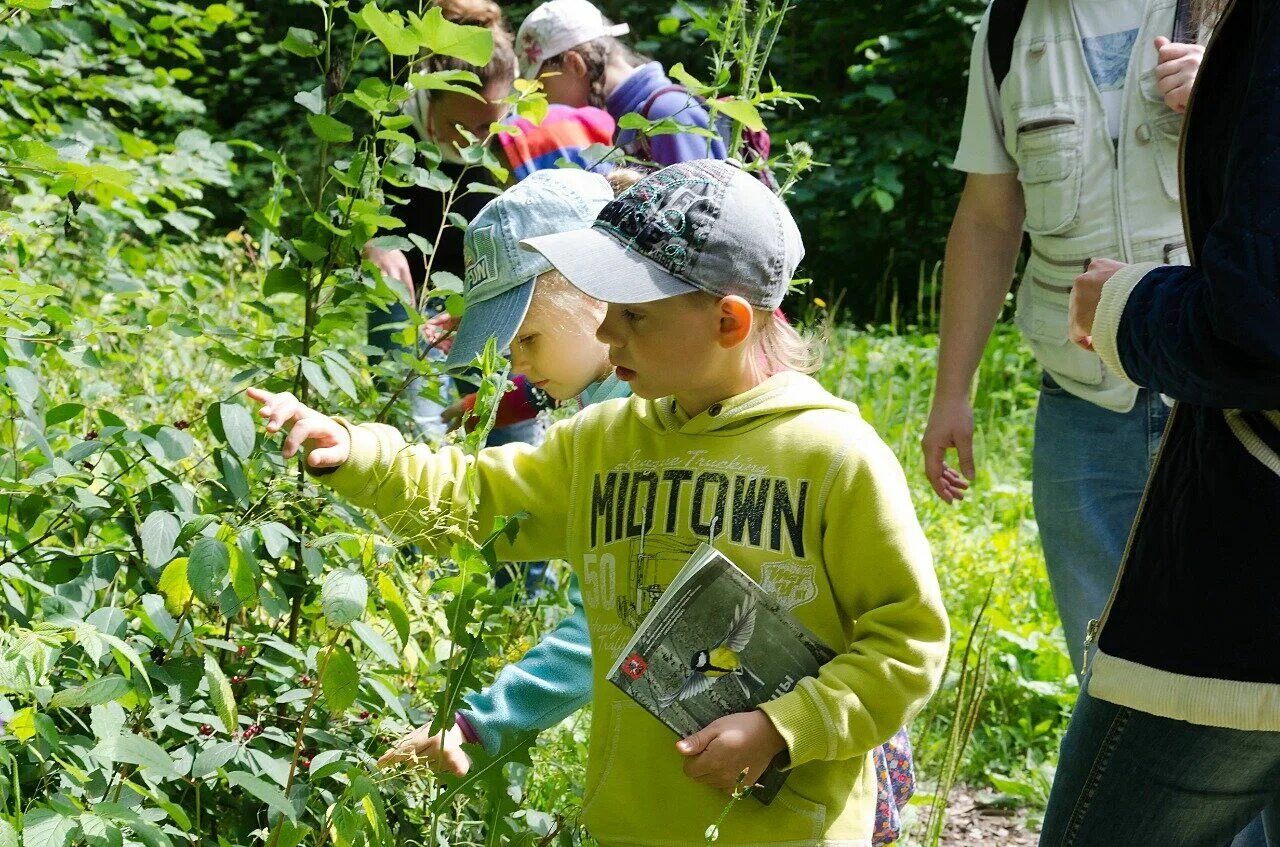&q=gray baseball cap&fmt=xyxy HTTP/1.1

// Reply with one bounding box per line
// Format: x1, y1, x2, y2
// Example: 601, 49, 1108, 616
519, 159, 803, 310
446, 168, 614, 369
